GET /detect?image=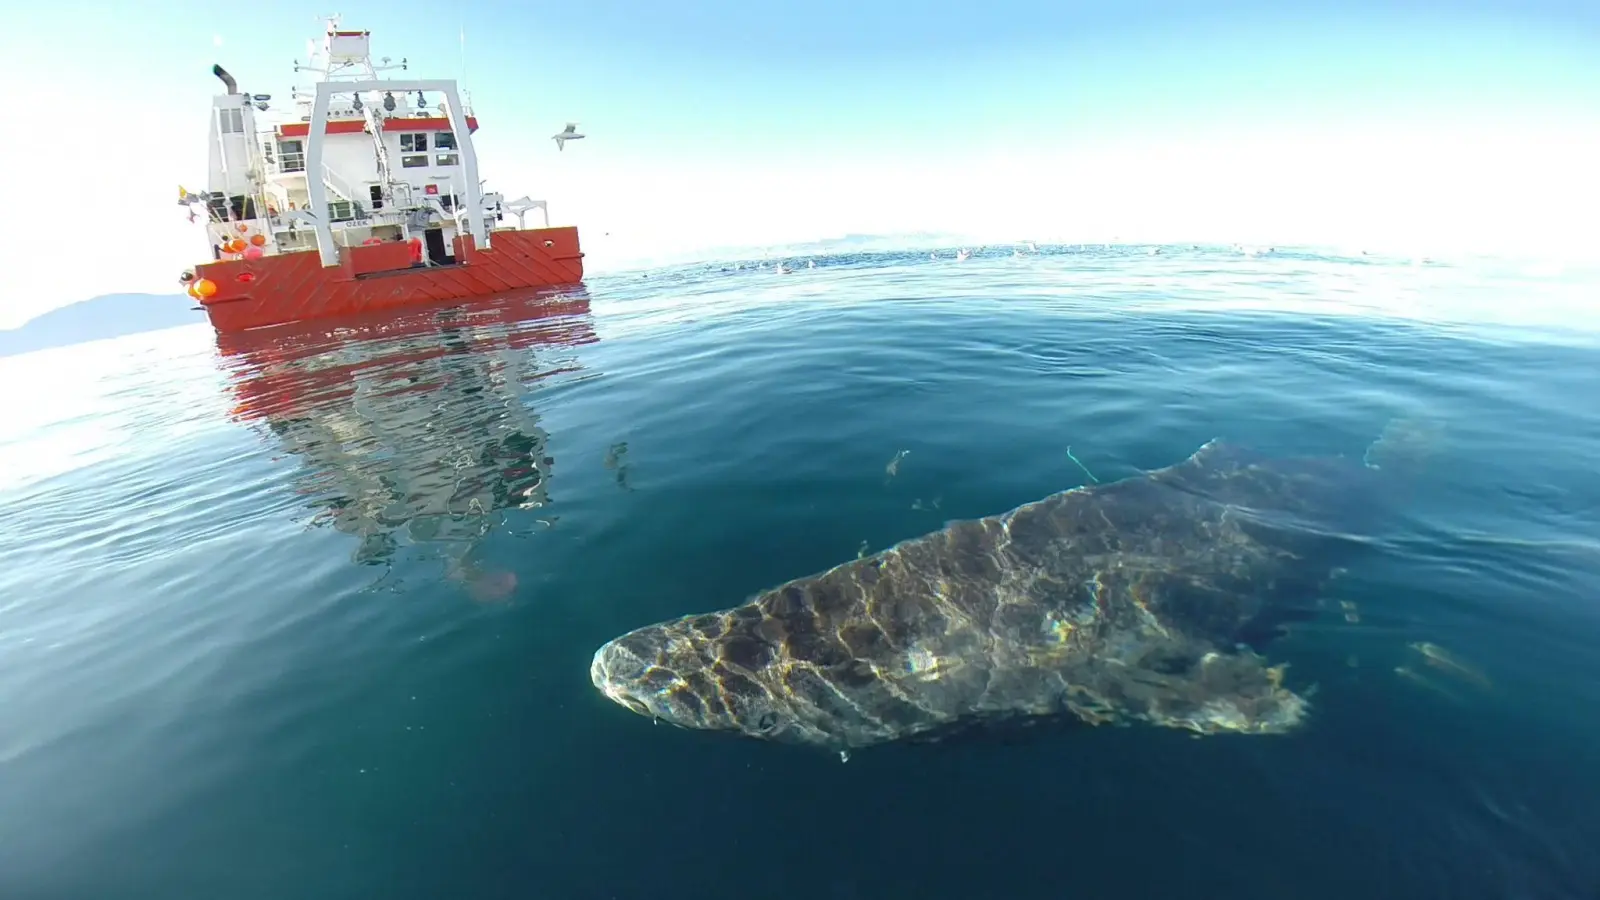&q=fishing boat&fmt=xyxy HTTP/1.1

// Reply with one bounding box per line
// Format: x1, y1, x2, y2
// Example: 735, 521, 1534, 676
179, 18, 584, 333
